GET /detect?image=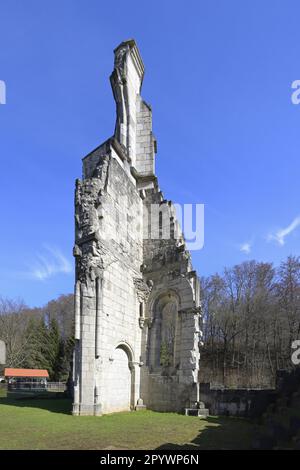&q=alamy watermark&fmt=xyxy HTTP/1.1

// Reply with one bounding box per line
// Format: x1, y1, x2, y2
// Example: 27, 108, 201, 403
291, 340, 300, 365
0, 80, 6, 104
291, 80, 300, 104
91, 199, 205, 252
144, 202, 204, 251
